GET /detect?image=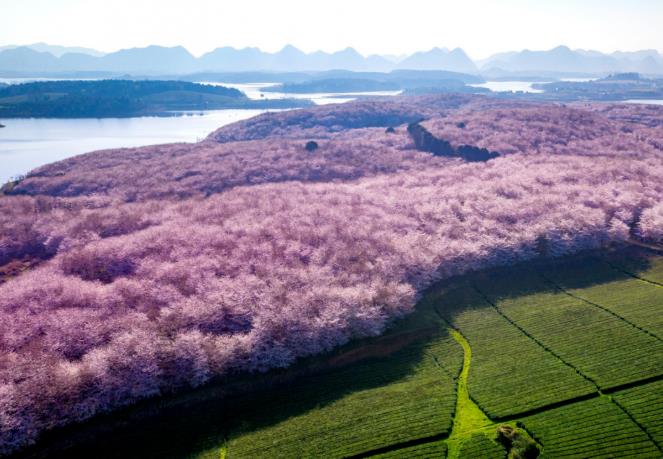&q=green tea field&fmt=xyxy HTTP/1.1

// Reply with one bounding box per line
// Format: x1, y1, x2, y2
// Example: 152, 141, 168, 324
18, 247, 663, 458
